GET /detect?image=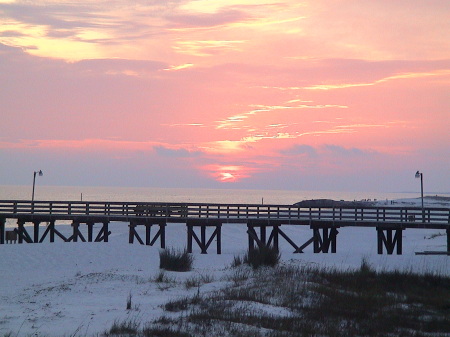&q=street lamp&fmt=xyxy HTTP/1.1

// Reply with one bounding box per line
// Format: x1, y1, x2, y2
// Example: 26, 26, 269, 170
415, 170, 424, 222
32, 170, 43, 203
